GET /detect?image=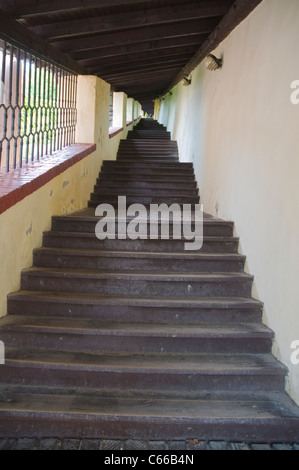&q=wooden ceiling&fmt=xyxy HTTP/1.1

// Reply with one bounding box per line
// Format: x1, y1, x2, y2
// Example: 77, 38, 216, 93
0, 0, 262, 112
